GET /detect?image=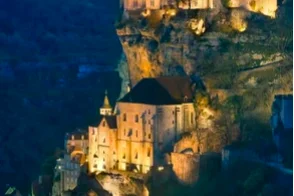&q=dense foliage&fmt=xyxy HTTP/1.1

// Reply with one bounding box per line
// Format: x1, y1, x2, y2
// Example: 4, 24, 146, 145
0, 0, 121, 64
0, 0, 122, 193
